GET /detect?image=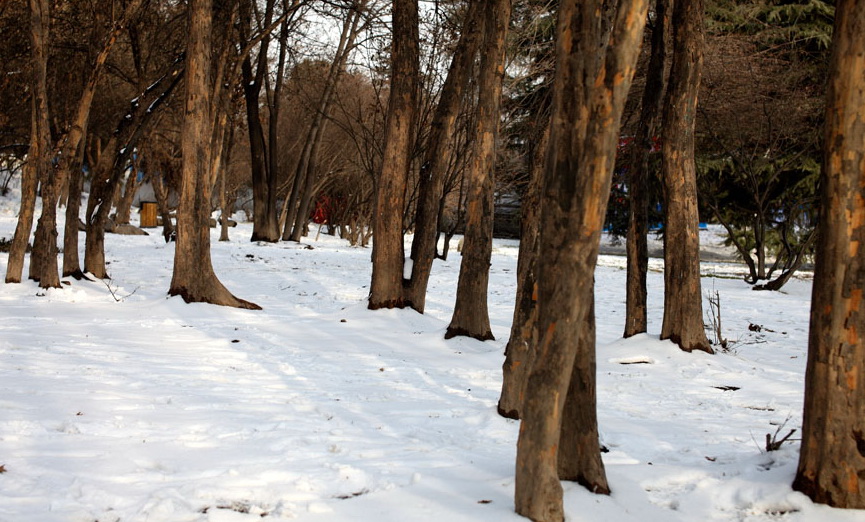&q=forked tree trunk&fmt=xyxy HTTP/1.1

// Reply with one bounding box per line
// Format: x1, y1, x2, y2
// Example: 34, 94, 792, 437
25, 0, 61, 289
368, 0, 418, 310
403, 0, 483, 312
624, 0, 668, 337
445, 0, 511, 341
659, 0, 712, 354
168, 0, 259, 310
5, 0, 49, 284
793, 0, 865, 508
497, 124, 547, 420
514, 1, 647, 520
